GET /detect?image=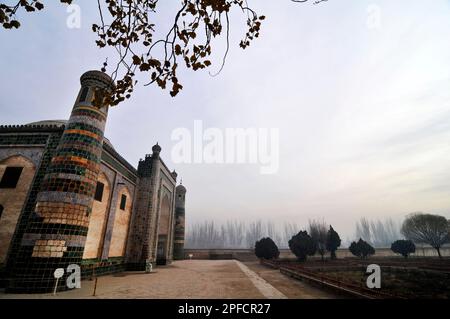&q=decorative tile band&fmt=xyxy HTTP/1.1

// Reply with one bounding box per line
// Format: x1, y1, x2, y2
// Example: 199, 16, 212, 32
71, 106, 107, 122
22, 233, 87, 248
32, 240, 67, 258
69, 115, 105, 129
66, 121, 104, 135
43, 172, 93, 183
63, 129, 103, 143
36, 191, 93, 206
36, 201, 90, 227
0, 134, 50, 145
60, 133, 102, 148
